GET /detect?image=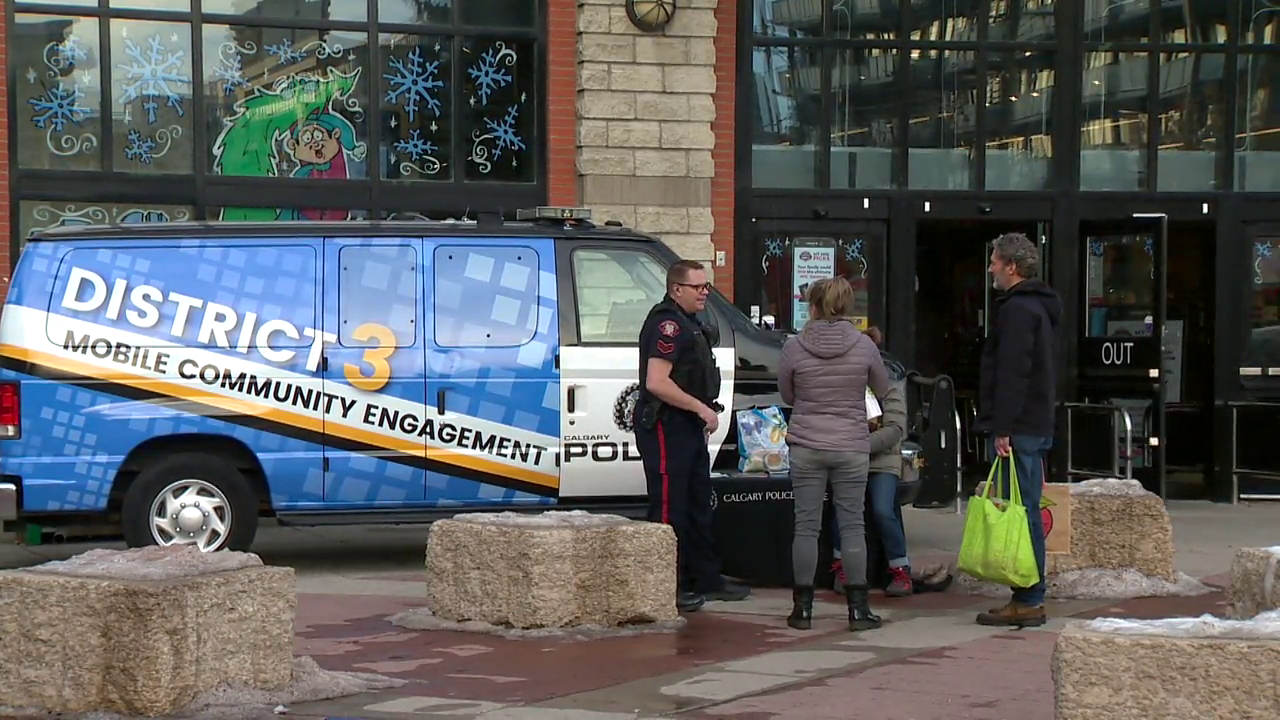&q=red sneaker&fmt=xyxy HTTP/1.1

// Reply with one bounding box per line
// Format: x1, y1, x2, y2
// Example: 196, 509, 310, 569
886, 567, 914, 597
